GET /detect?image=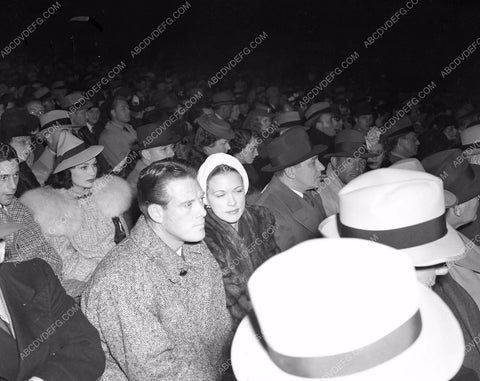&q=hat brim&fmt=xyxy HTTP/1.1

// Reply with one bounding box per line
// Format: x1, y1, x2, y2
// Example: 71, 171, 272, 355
261, 144, 328, 172
131, 134, 181, 151
231, 284, 463, 381
324, 152, 377, 159
319, 215, 466, 266
53, 145, 104, 174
